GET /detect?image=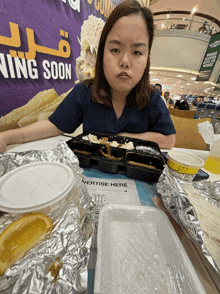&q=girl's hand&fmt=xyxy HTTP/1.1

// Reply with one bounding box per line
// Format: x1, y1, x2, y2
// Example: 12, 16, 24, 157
0, 132, 9, 153
0, 138, 7, 153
